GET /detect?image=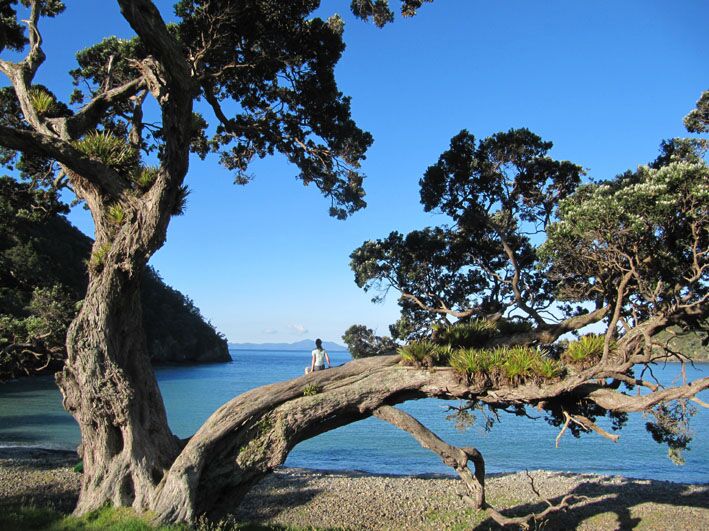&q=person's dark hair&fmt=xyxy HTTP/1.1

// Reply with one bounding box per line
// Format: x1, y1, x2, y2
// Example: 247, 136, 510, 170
315, 338, 323, 349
